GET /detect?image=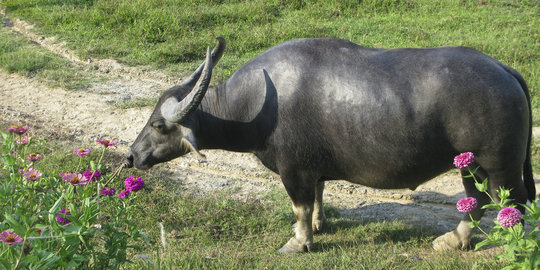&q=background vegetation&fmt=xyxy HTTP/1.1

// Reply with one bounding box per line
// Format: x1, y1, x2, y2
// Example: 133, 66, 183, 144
1, 0, 538, 98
